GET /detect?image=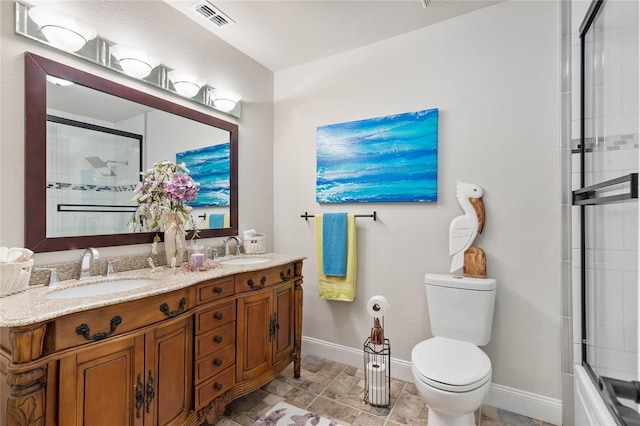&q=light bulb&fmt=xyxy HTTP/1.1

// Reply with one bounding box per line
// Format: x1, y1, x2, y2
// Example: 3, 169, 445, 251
28, 7, 96, 52
46, 75, 74, 86
111, 45, 160, 79
212, 88, 241, 112
168, 71, 202, 98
